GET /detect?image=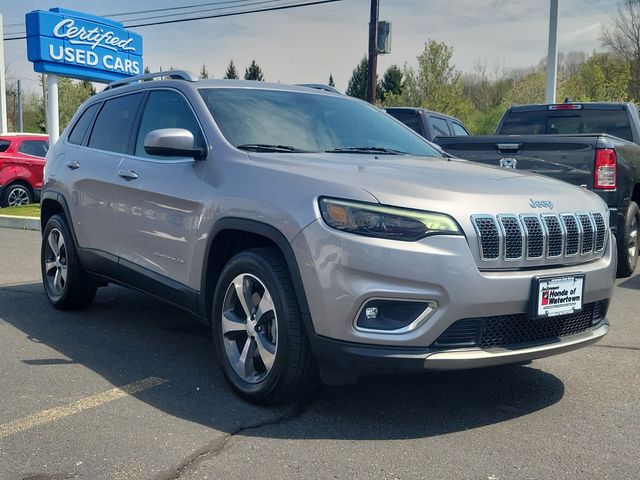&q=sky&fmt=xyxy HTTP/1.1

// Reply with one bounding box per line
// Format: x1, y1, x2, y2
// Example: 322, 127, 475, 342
0, 0, 621, 94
